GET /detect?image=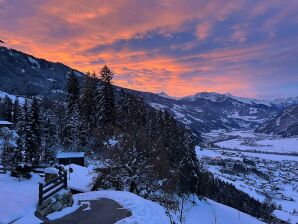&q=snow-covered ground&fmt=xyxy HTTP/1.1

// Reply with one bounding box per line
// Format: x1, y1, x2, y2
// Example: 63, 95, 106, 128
206, 129, 298, 154
0, 173, 41, 224
216, 137, 298, 153
185, 198, 265, 224
1, 170, 267, 224
16, 189, 266, 224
